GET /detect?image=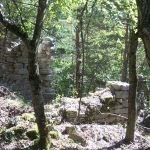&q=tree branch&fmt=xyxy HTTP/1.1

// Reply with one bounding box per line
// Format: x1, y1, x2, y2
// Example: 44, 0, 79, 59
0, 9, 28, 41
31, 0, 50, 48
12, 0, 27, 31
